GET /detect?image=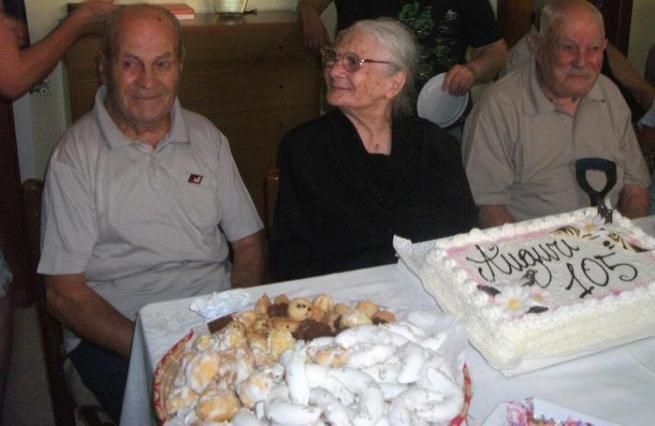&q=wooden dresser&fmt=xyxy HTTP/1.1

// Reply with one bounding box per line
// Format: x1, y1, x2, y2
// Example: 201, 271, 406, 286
64, 11, 321, 221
